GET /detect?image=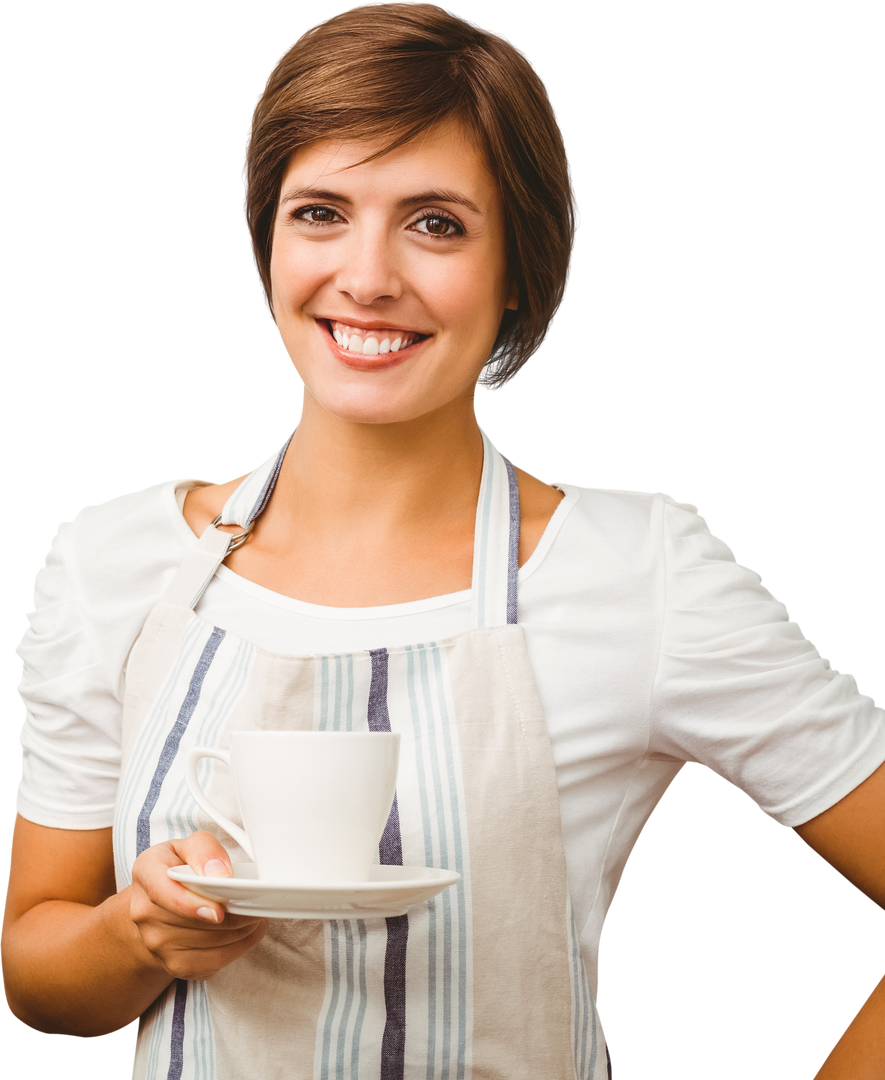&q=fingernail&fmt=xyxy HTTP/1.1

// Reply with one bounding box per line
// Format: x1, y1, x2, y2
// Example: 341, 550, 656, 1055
203, 859, 230, 878
197, 906, 220, 923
